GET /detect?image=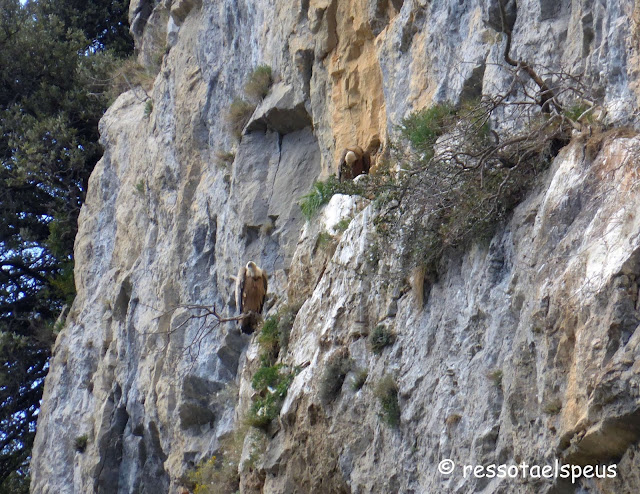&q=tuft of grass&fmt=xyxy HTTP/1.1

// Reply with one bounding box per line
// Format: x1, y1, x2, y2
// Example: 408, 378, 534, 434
144, 99, 153, 117
246, 368, 295, 429
258, 315, 280, 365
244, 65, 273, 103
186, 428, 246, 494
74, 434, 88, 453
316, 231, 334, 250
445, 413, 462, 427
152, 48, 165, 68
300, 178, 339, 221
487, 369, 503, 389
215, 150, 235, 167
319, 353, 352, 405
221, 65, 273, 141
135, 180, 145, 195
226, 97, 255, 140
107, 56, 157, 102
375, 375, 400, 427
351, 368, 368, 391
299, 176, 362, 221
543, 399, 562, 415
334, 217, 352, 233
369, 325, 395, 355
563, 102, 594, 123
